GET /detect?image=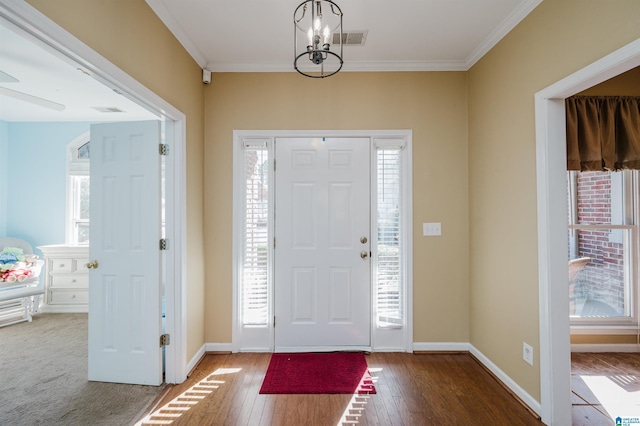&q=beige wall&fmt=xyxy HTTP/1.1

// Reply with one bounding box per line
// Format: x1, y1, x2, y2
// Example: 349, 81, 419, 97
468, 0, 640, 401
204, 72, 470, 343
24, 0, 640, 406
26, 0, 207, 360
